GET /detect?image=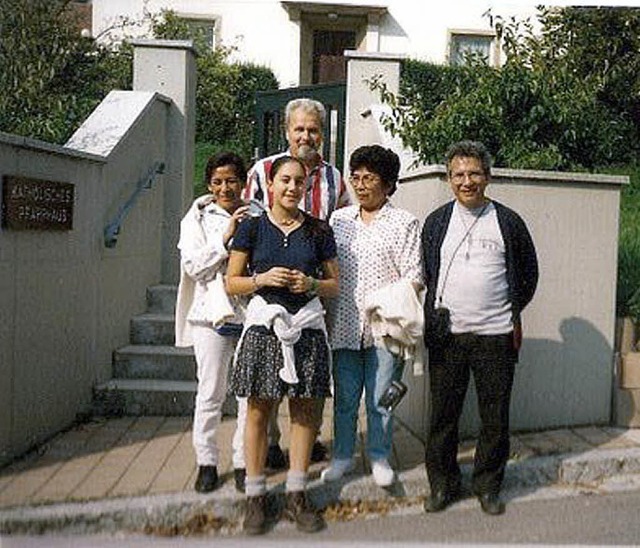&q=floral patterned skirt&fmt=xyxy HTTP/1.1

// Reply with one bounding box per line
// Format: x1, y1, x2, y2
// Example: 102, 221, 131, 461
229, 325, 331, 399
